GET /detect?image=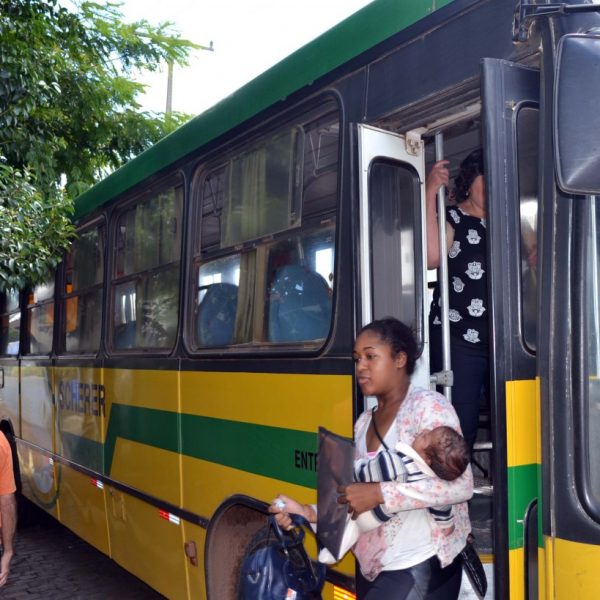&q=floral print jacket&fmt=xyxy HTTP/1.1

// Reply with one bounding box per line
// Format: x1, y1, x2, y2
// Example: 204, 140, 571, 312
352, 385, 473, 580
